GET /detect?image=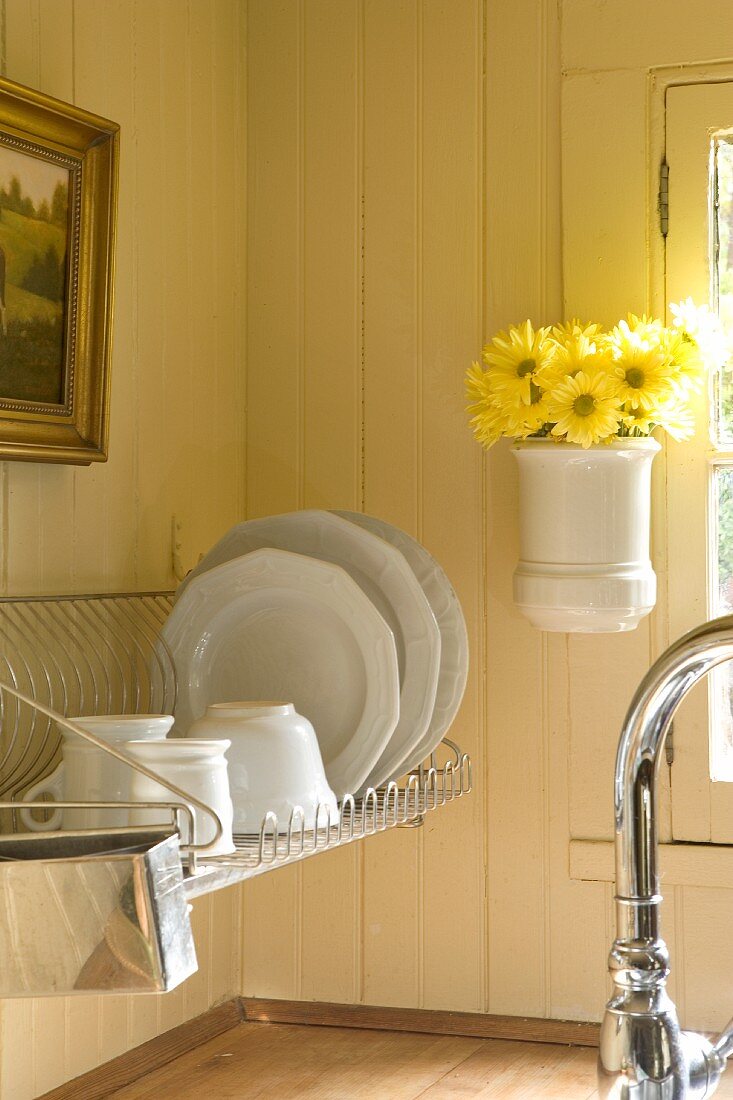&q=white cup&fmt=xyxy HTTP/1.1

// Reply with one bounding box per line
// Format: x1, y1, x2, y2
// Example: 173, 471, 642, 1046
187, 701, 339, 834
125, 739, 235, 856
20, 714, 174, 831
